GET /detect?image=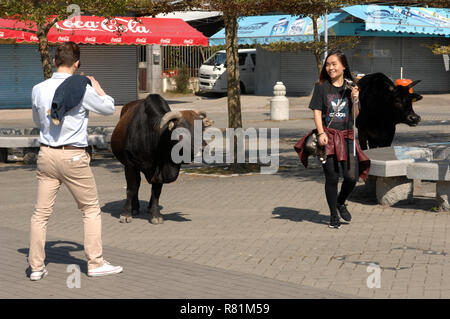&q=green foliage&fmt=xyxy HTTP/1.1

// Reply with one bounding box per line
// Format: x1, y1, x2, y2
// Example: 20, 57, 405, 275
209, 44, 255, 53
0, 0, 189, 79
260, 37, 360, 54
0, 1, 131, 27
175, 65, 191, 93
423, 43, 450, 55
